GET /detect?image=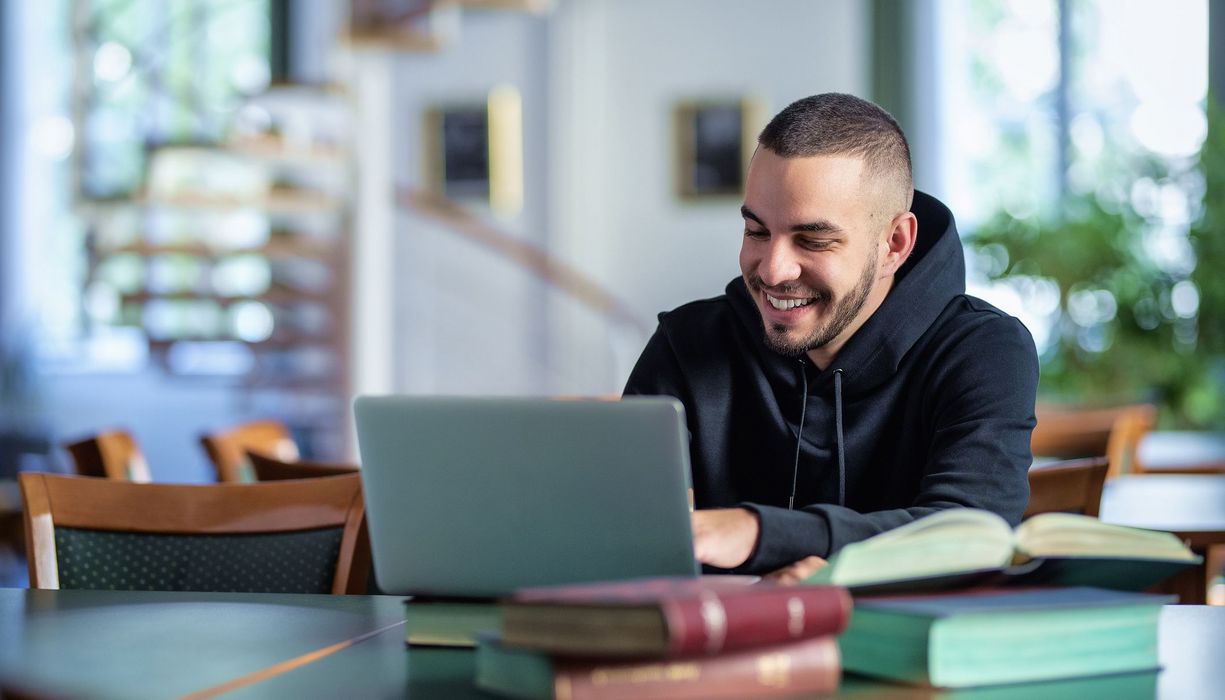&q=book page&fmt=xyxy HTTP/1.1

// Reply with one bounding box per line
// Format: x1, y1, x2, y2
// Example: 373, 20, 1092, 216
1015, 513, 1197, 561
808, 509, 1015, 587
